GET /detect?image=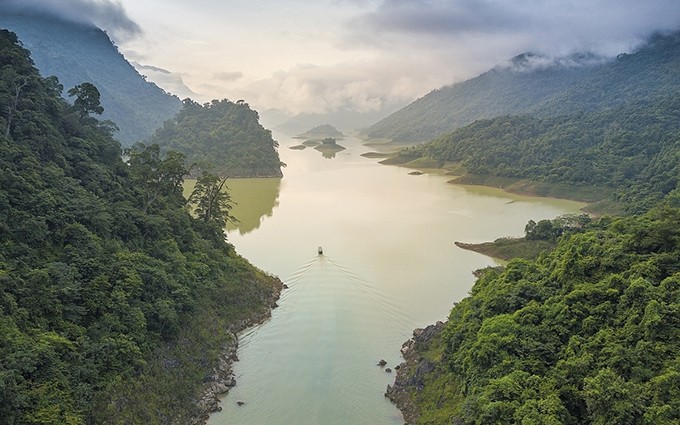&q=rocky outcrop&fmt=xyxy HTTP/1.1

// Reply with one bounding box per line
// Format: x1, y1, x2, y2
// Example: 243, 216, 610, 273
385, 321, 445, 425
190, 277, 284, 425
